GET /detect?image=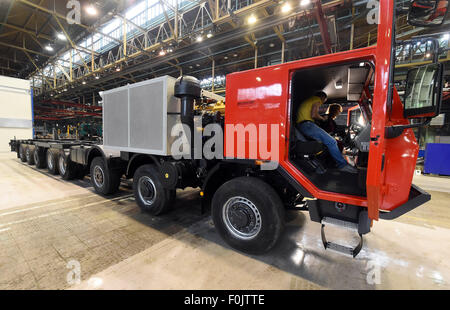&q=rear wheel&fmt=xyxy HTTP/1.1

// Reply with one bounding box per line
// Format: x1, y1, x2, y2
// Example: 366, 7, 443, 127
90, 157, 121, 195
58, 151, 78, 180
46, 150, 59, 175
212, 177, 285, 254
19, 145, 27, 162
34, 147, 47, 169
133, 164, 172, 215
26, 146, 35, 165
